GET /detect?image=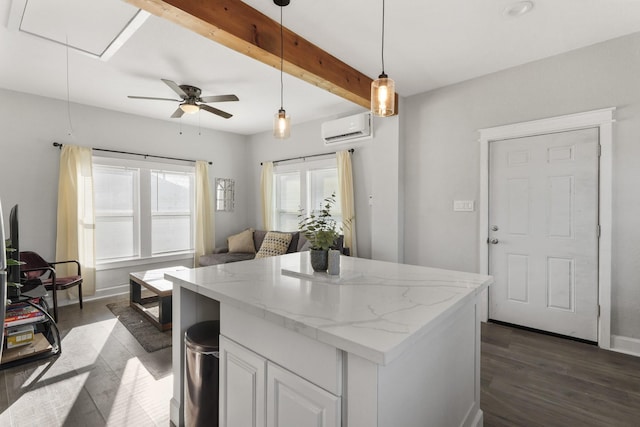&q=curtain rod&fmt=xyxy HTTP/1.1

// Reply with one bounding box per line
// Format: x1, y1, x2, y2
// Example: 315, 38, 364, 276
52, 142, 212, 165
260, 148, 354, 166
